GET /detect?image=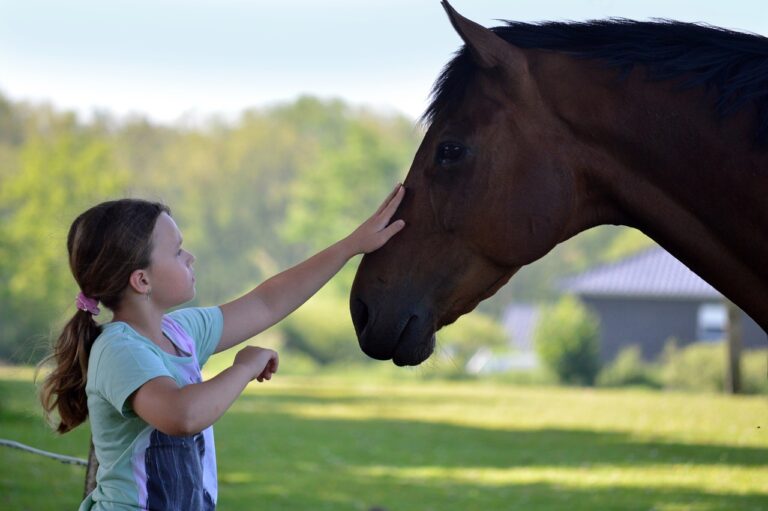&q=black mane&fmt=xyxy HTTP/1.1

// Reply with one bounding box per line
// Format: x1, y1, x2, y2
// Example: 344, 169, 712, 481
424, 19, 768, 145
